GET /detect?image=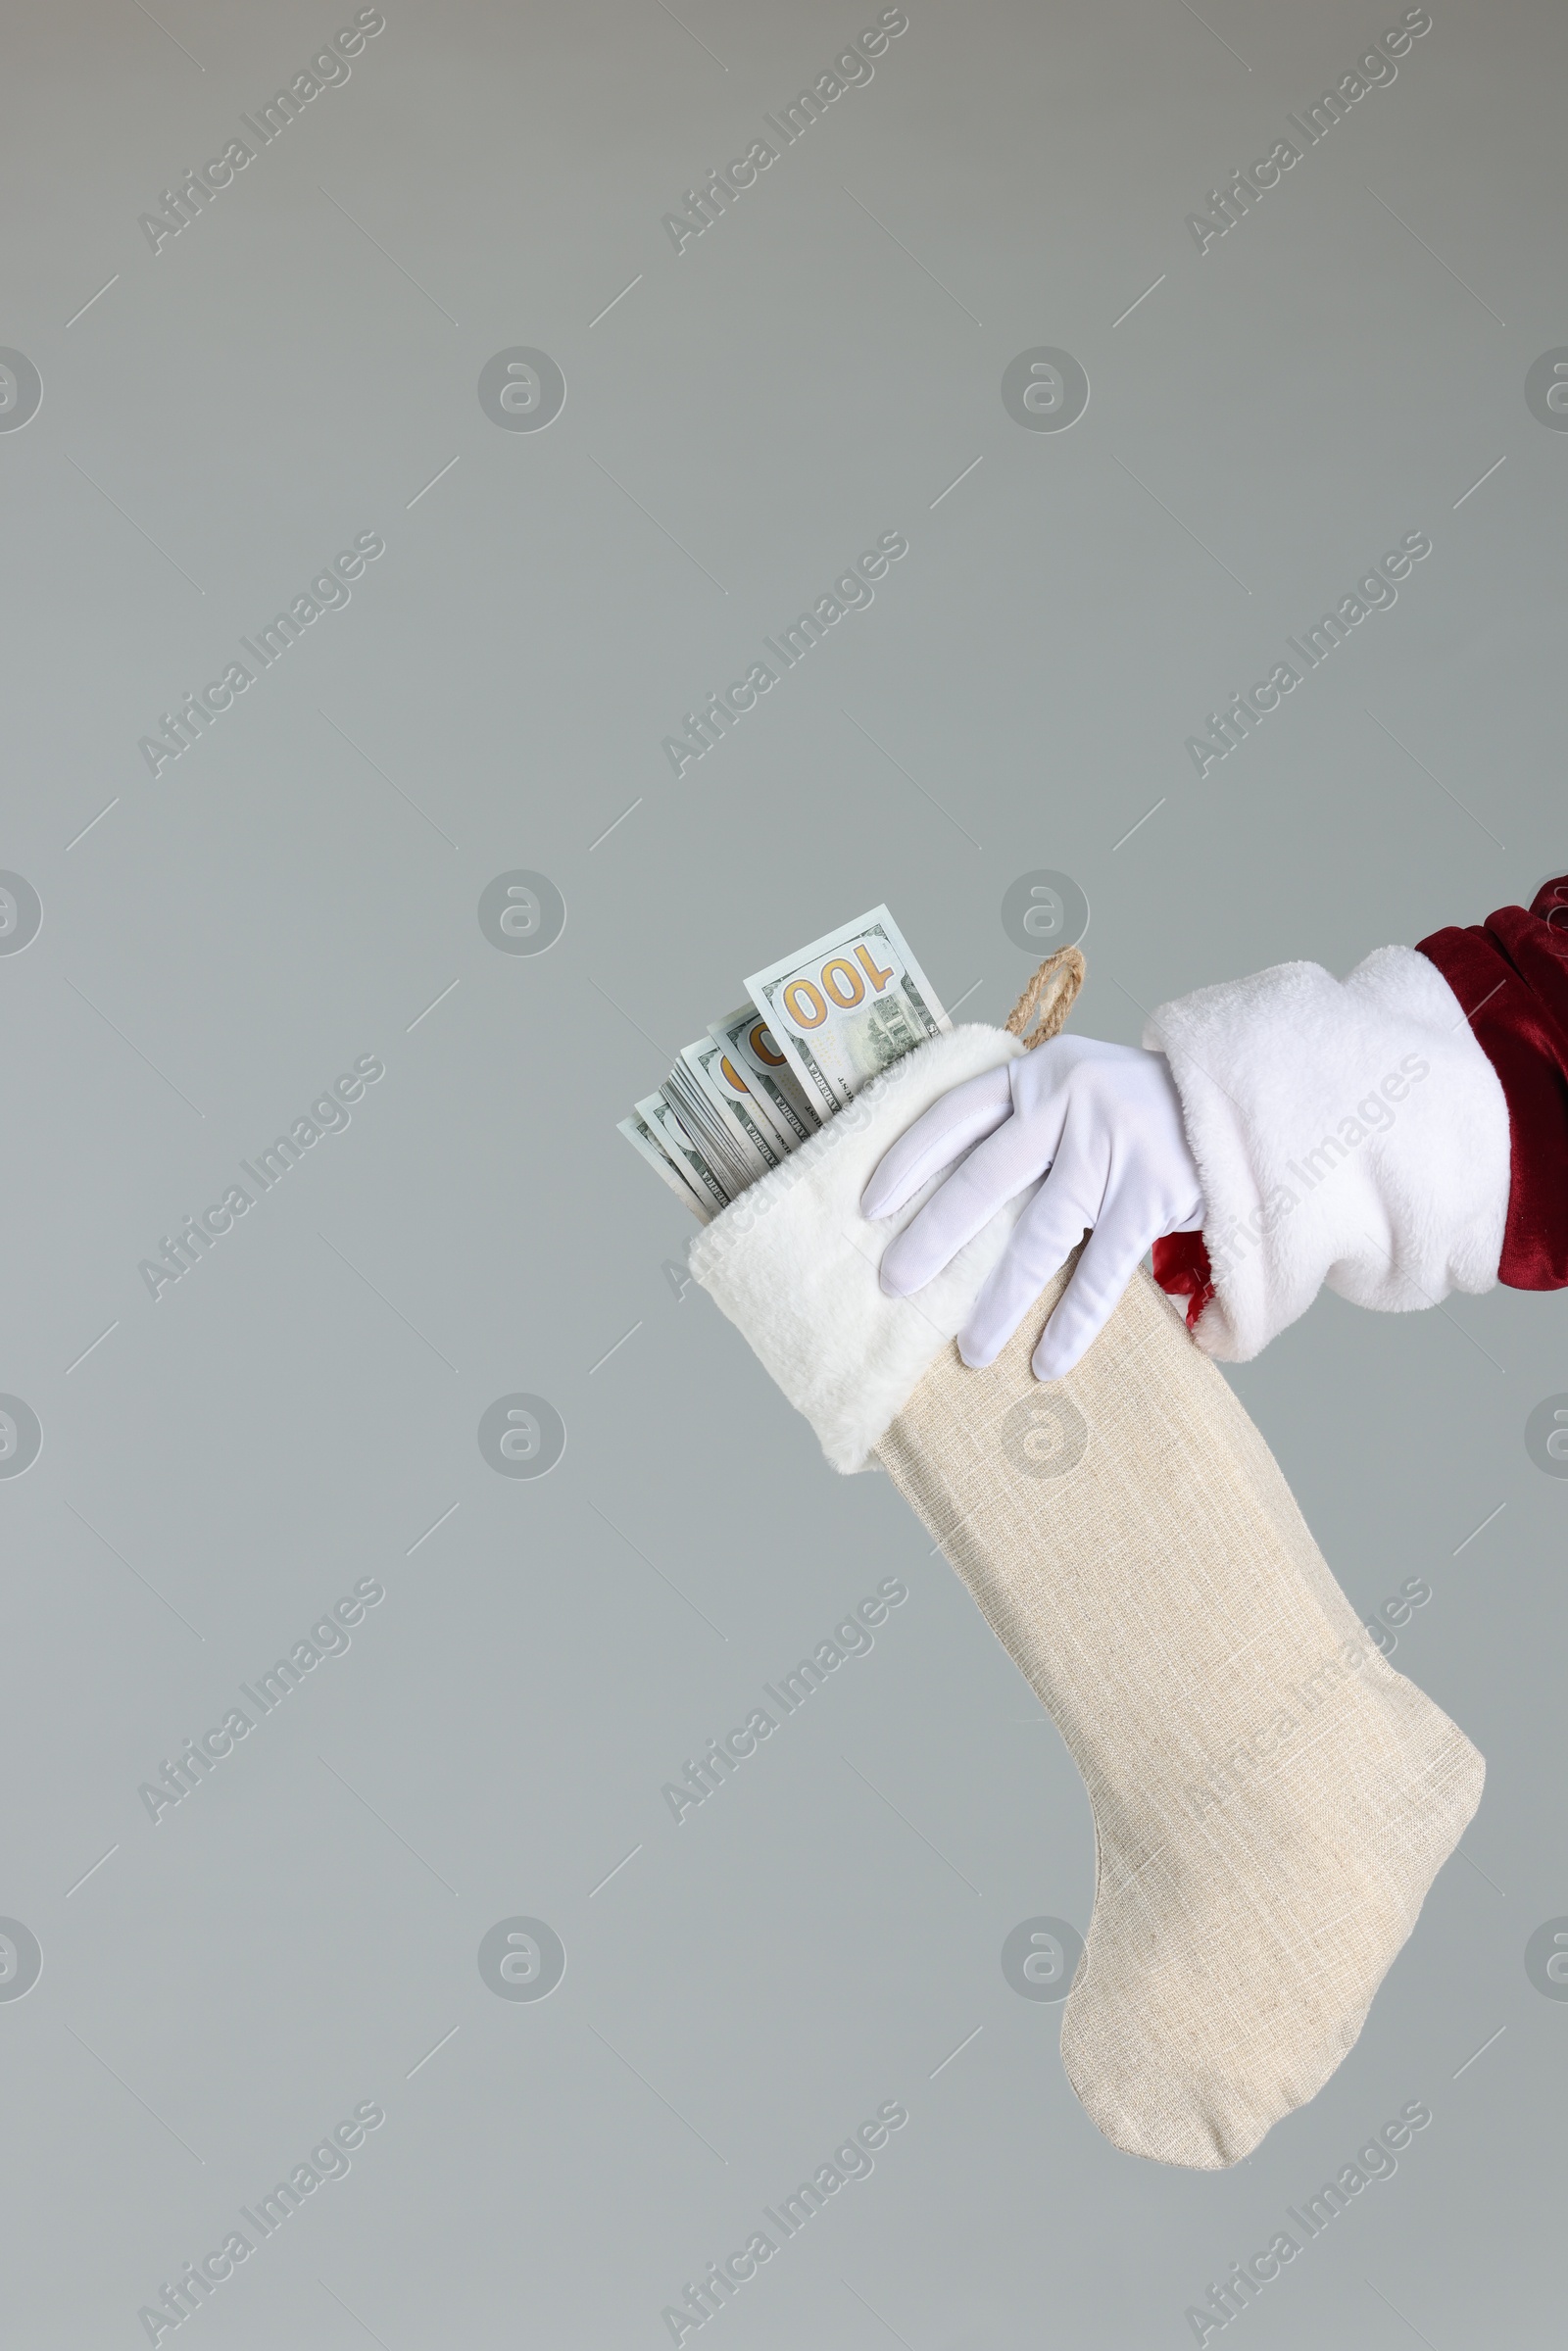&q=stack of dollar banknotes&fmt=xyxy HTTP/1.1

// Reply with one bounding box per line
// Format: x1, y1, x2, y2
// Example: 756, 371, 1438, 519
618, 906, 952, 1221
